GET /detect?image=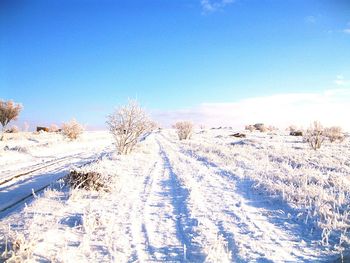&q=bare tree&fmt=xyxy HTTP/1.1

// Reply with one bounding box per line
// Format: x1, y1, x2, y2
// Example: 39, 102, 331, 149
62, 119, 84, 140
304, 121, 325, 150
0, 100, 22, 141
106, 100, 152, 155
173, 121, 193, 140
